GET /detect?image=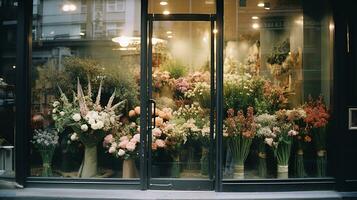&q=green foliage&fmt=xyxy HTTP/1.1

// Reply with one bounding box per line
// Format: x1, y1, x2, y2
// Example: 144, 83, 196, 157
161, 60, 187, 79
34, 57, 139, 111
